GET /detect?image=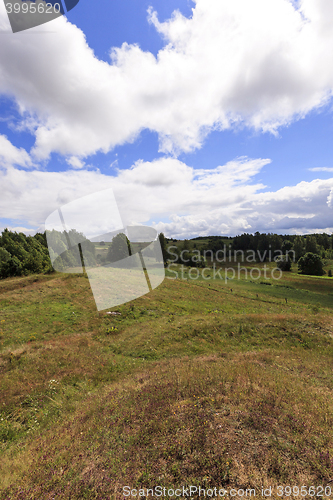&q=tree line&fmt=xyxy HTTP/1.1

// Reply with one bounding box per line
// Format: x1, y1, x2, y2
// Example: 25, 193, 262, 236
164, 232, 333, 276
231, 232, 332, 261
1, 229, 332, 279
0, 229, 167, 279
